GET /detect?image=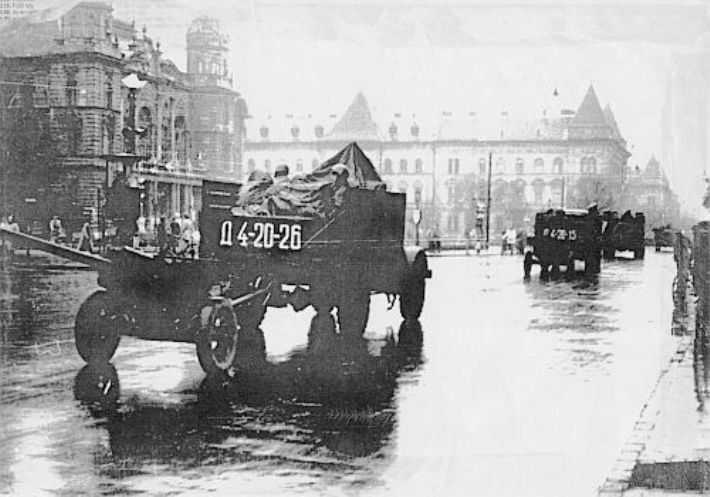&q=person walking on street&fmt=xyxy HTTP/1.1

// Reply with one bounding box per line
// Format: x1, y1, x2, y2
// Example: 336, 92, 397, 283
76, 217, 95, 253
1, 215, 20, 257
49, 215, 65, 244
